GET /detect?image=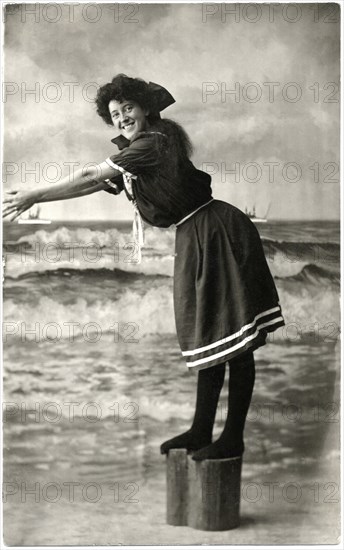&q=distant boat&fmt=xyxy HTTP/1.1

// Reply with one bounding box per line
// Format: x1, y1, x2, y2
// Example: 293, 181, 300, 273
245, 203, 271, 223
18, 205, 51, 225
